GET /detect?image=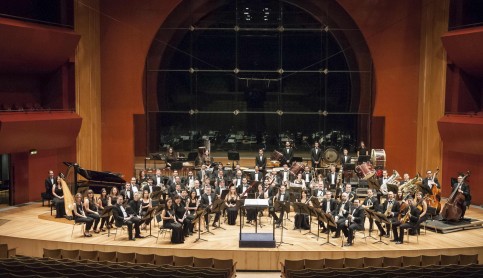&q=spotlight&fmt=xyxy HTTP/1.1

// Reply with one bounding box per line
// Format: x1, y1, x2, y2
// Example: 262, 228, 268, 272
29, 149, 38, 155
